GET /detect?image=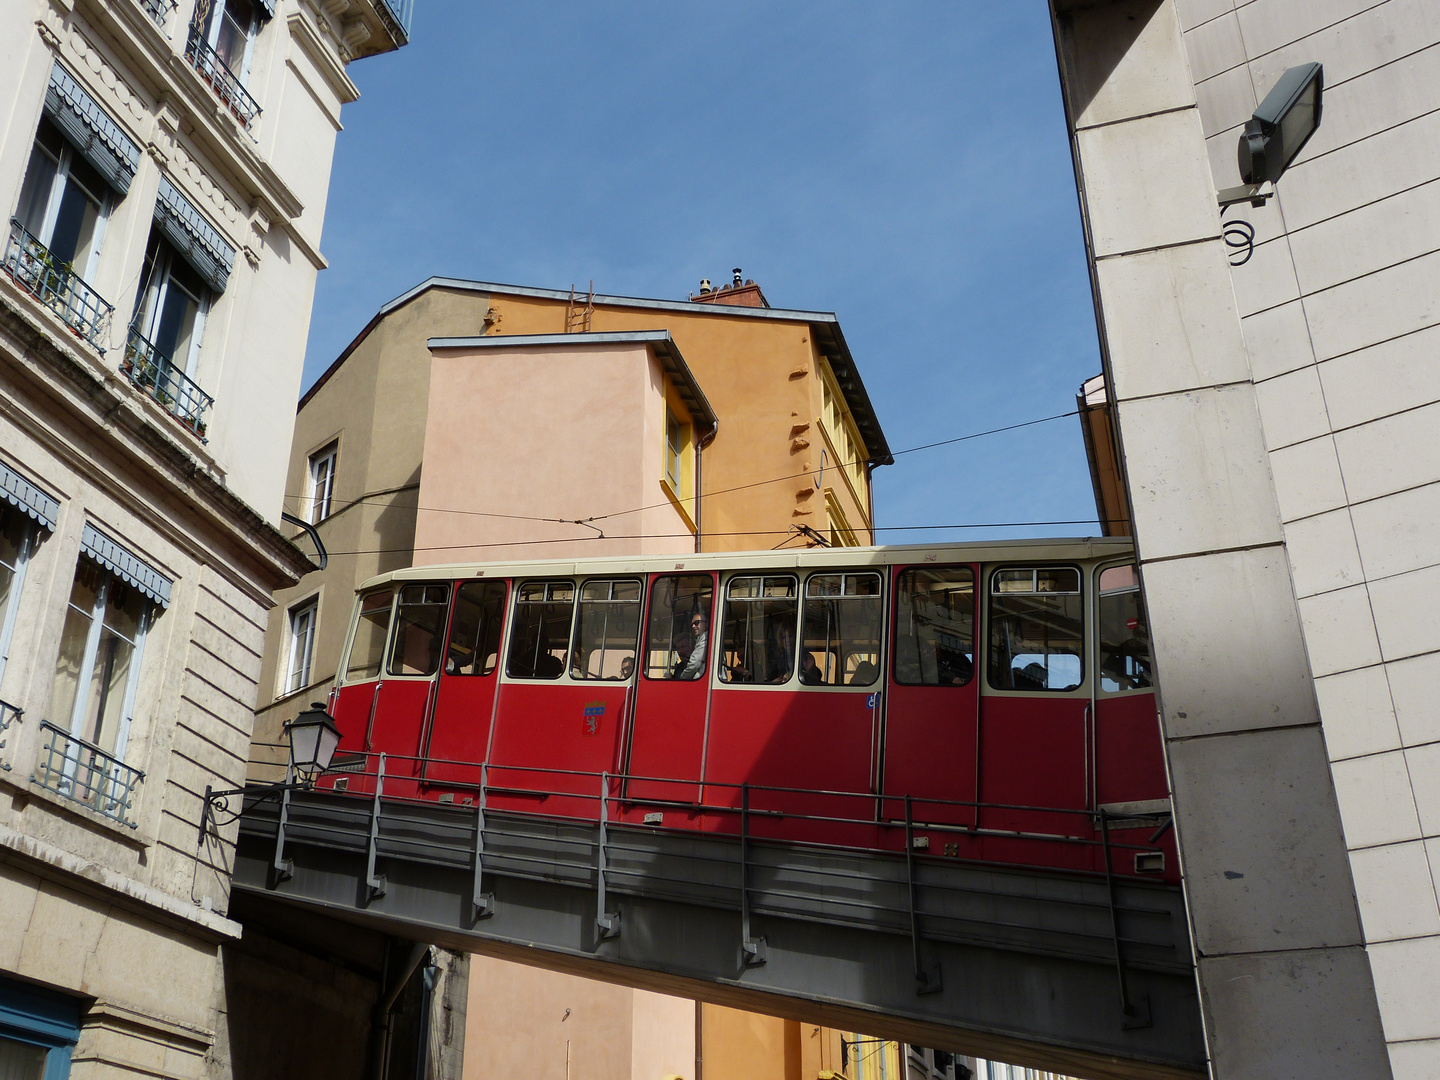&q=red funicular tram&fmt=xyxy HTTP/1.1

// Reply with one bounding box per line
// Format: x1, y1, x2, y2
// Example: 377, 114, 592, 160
323, 539, 1175, 882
